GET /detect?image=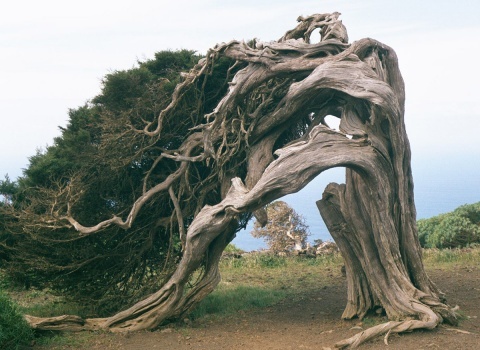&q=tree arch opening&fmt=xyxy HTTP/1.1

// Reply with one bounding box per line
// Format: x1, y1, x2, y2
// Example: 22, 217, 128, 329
234, 167, 345, 251
15, 12, 459, 348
